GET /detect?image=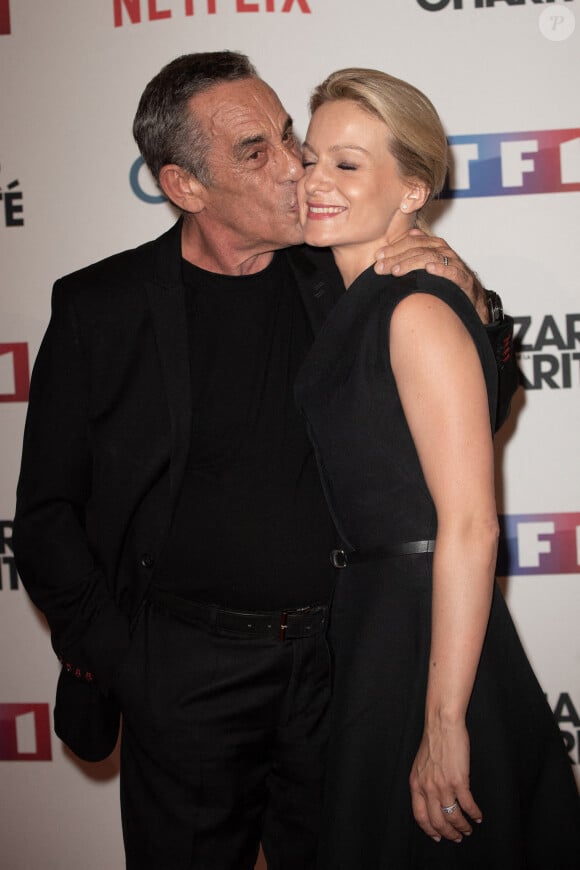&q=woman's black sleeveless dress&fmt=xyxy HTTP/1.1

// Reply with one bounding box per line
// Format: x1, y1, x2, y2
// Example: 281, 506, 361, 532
294, 267, 580, 869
